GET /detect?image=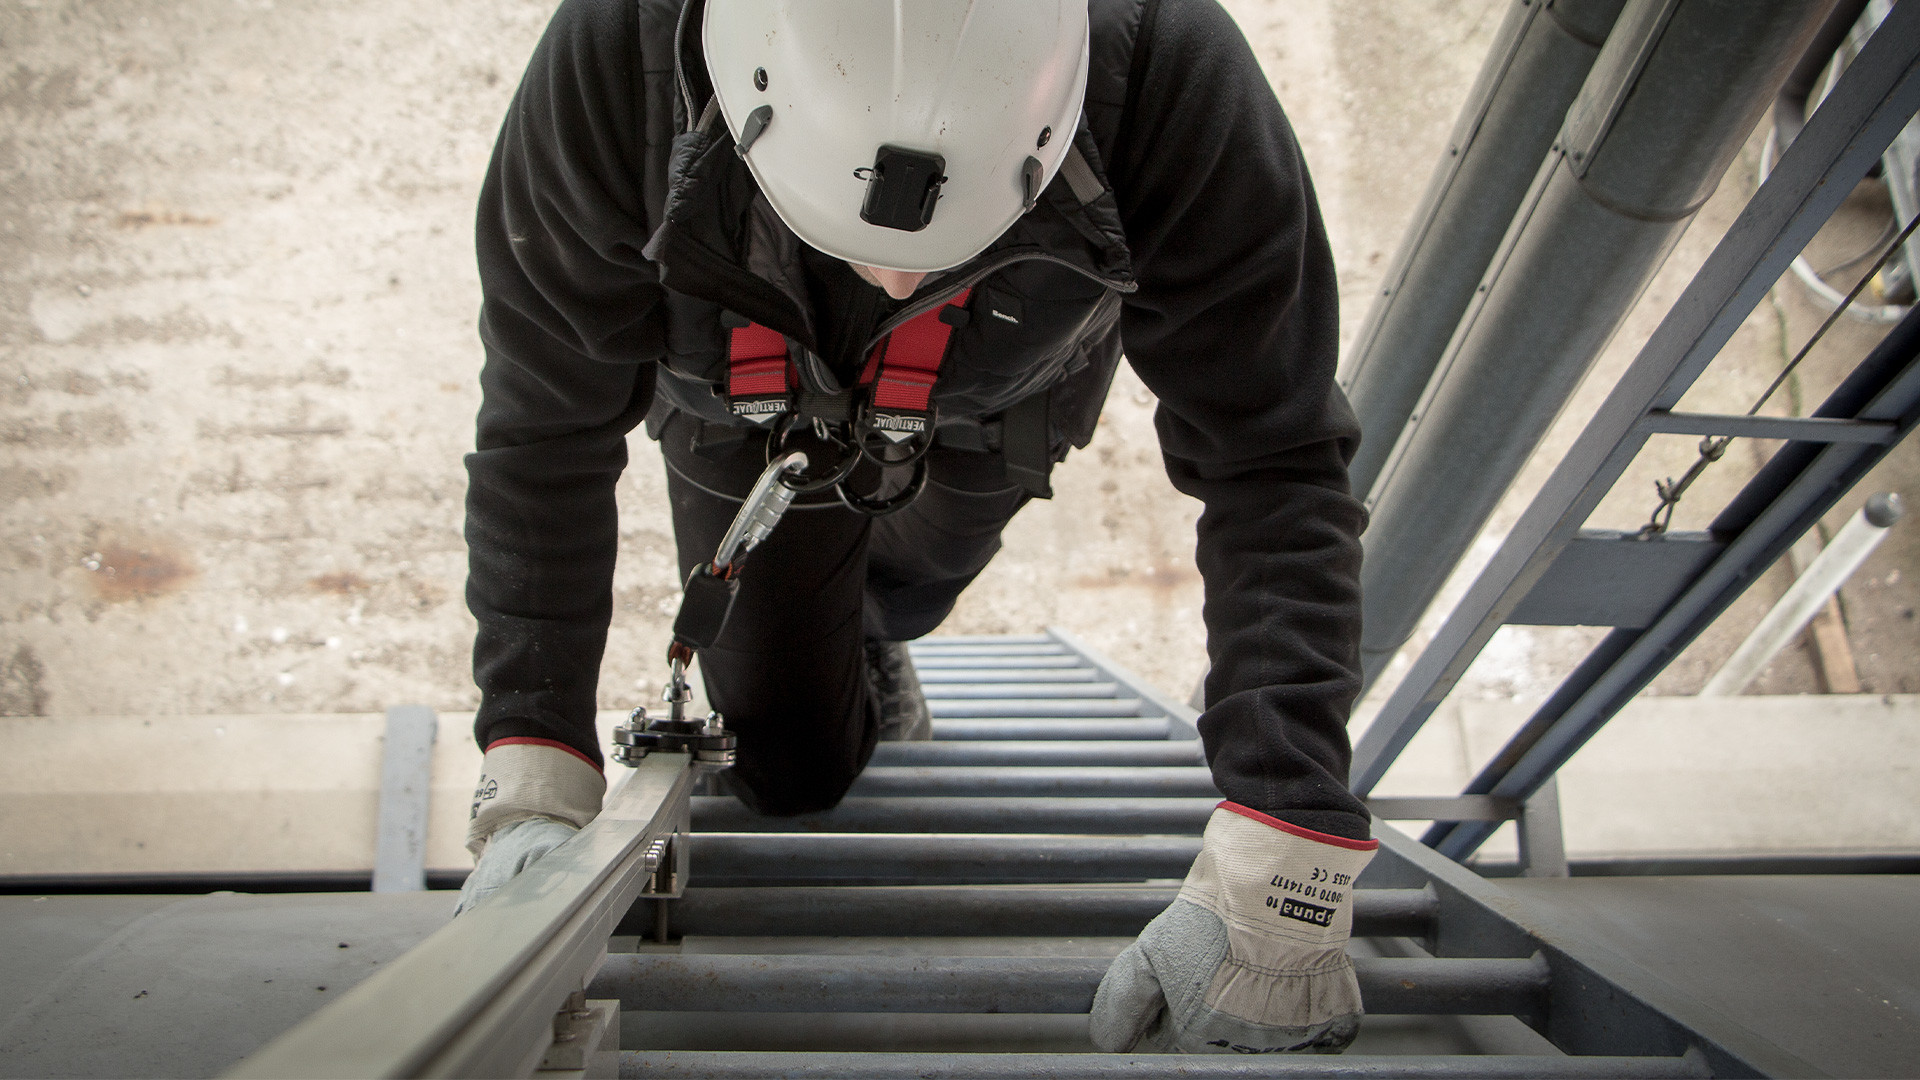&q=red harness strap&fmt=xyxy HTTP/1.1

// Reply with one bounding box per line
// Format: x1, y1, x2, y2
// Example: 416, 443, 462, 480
722, 288, 972, 432
725, 319, 792, 424
860, 288, 972, 438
